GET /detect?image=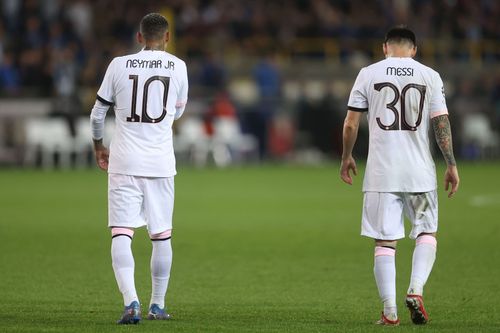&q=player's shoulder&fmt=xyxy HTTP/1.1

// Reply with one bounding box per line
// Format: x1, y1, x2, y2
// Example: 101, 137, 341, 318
350, 60, 385, 86
360, 59, 389, 74
112, 50, 152, 63
107, 53, 137, 67
368, 58, 388, 69
163, 52, 187, 70
410, 59, 441, 77
162, 51, 185, 63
